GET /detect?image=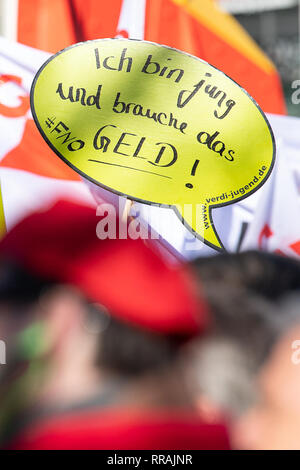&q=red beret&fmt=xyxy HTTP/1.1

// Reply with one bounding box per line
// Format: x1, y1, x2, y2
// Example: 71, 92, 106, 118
0, 199, 209, 337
